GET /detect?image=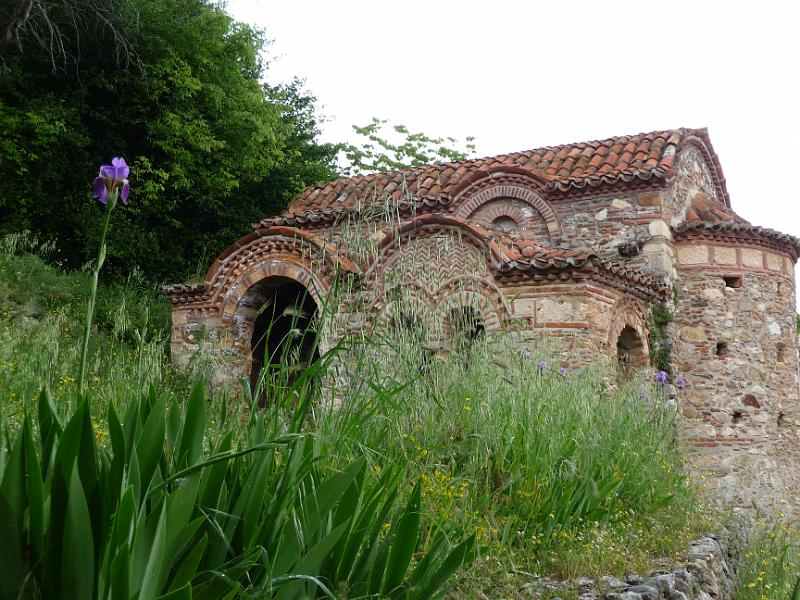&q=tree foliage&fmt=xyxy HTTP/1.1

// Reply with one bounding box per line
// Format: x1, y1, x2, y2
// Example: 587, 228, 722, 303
340, 117, 476, 176
0, 0, 337, 281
